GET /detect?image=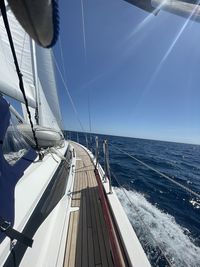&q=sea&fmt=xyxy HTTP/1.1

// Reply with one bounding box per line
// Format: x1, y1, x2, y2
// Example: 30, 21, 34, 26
66, 131, 200, 267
